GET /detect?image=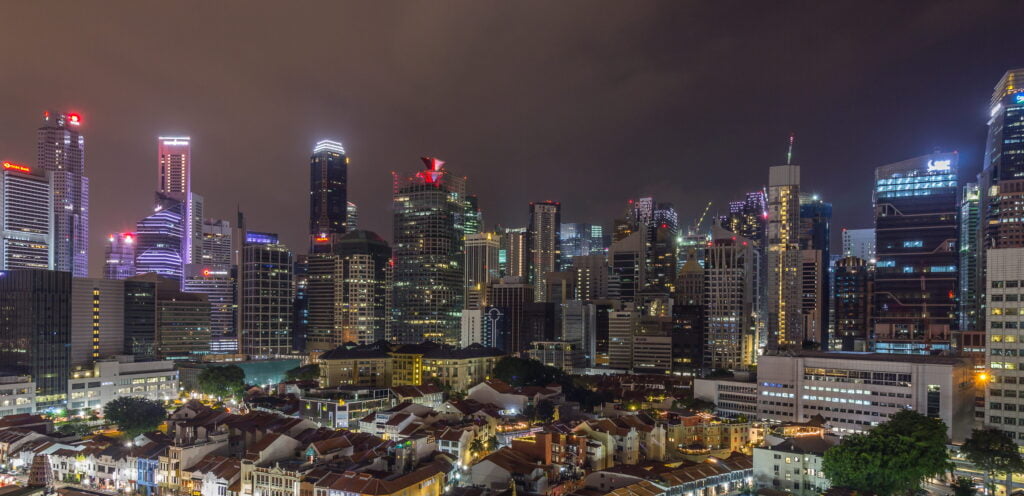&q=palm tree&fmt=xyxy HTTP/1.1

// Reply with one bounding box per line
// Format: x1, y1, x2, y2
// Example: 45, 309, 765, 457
470, 437, 485, 455
486, 435, 499, 452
